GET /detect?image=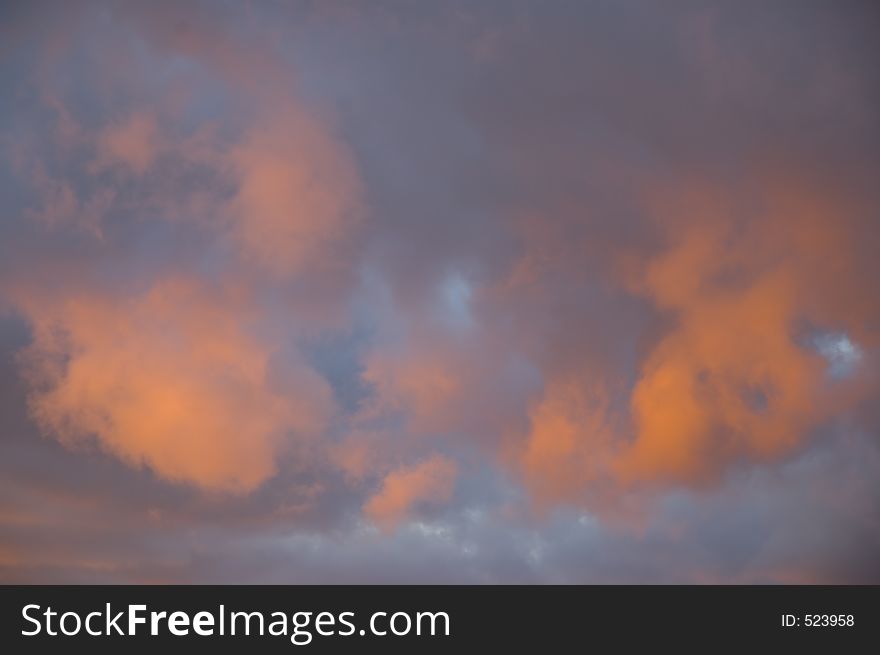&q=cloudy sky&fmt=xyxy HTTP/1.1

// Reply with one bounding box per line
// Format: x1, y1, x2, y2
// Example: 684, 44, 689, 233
1, 0, 879, 583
